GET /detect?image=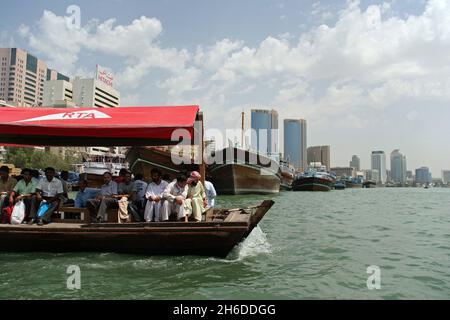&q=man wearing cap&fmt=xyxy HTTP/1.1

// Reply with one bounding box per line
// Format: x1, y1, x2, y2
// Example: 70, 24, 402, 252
185, 171, 207, 222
